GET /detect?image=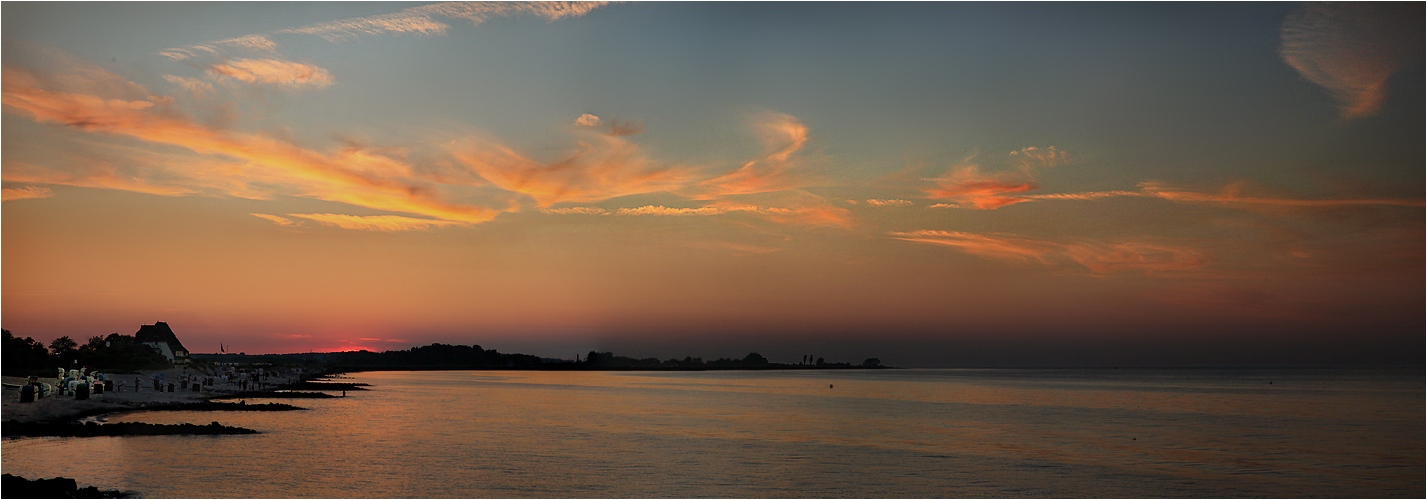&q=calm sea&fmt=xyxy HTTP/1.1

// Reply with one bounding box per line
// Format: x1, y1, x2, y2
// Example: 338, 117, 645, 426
3, 369, 1422, 498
